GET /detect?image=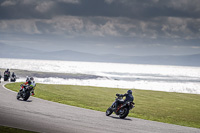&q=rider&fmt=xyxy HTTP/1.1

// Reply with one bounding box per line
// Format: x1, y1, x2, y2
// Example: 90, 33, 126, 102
21, 77, 36, 96
123, 90, 134, 103
4, 69, 10, 77
26, 76, 30, 82
113, 90, 134, 111
11, 72, 16, 78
